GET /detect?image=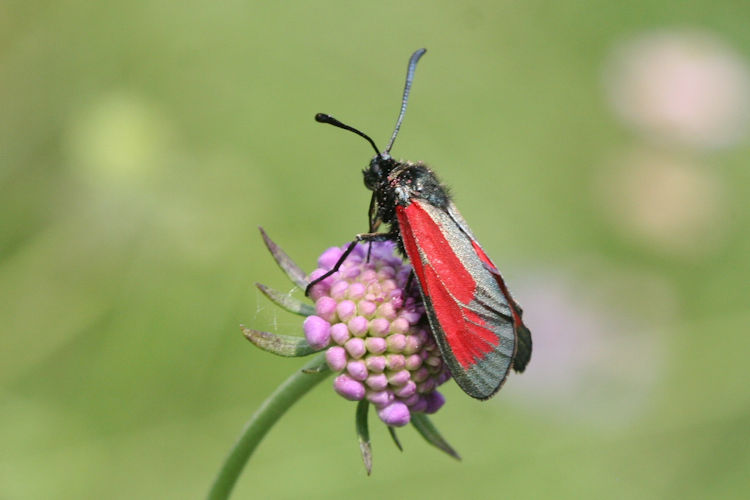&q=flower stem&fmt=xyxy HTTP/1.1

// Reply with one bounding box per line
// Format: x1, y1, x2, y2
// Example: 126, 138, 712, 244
207, 353, 331, 500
